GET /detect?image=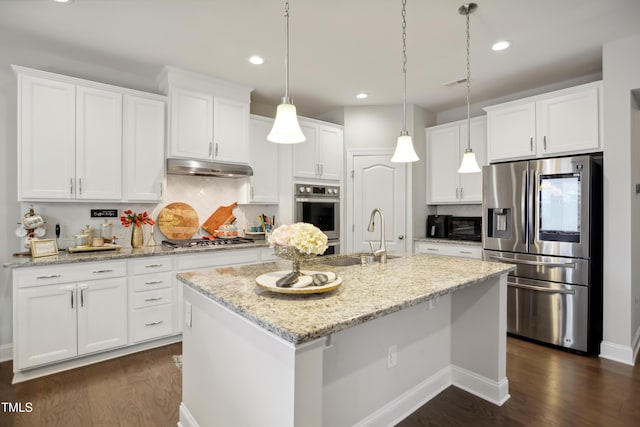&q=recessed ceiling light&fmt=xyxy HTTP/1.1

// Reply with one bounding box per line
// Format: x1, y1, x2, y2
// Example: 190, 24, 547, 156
54, 0, 72, 3
356, 92, 368, 99
492, 41, 510, 51
249, 56, 264, 65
